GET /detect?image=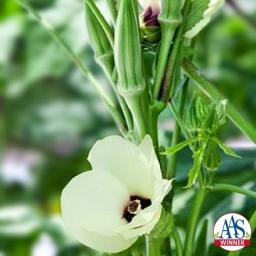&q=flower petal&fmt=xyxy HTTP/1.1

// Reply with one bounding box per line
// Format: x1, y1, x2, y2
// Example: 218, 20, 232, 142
69, 226, 138, 253
138, 0, 161, 14
117, 207, 162, 239
82, 211, 127, 235
88, 135, 162, 198
61, 171, 131, 252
